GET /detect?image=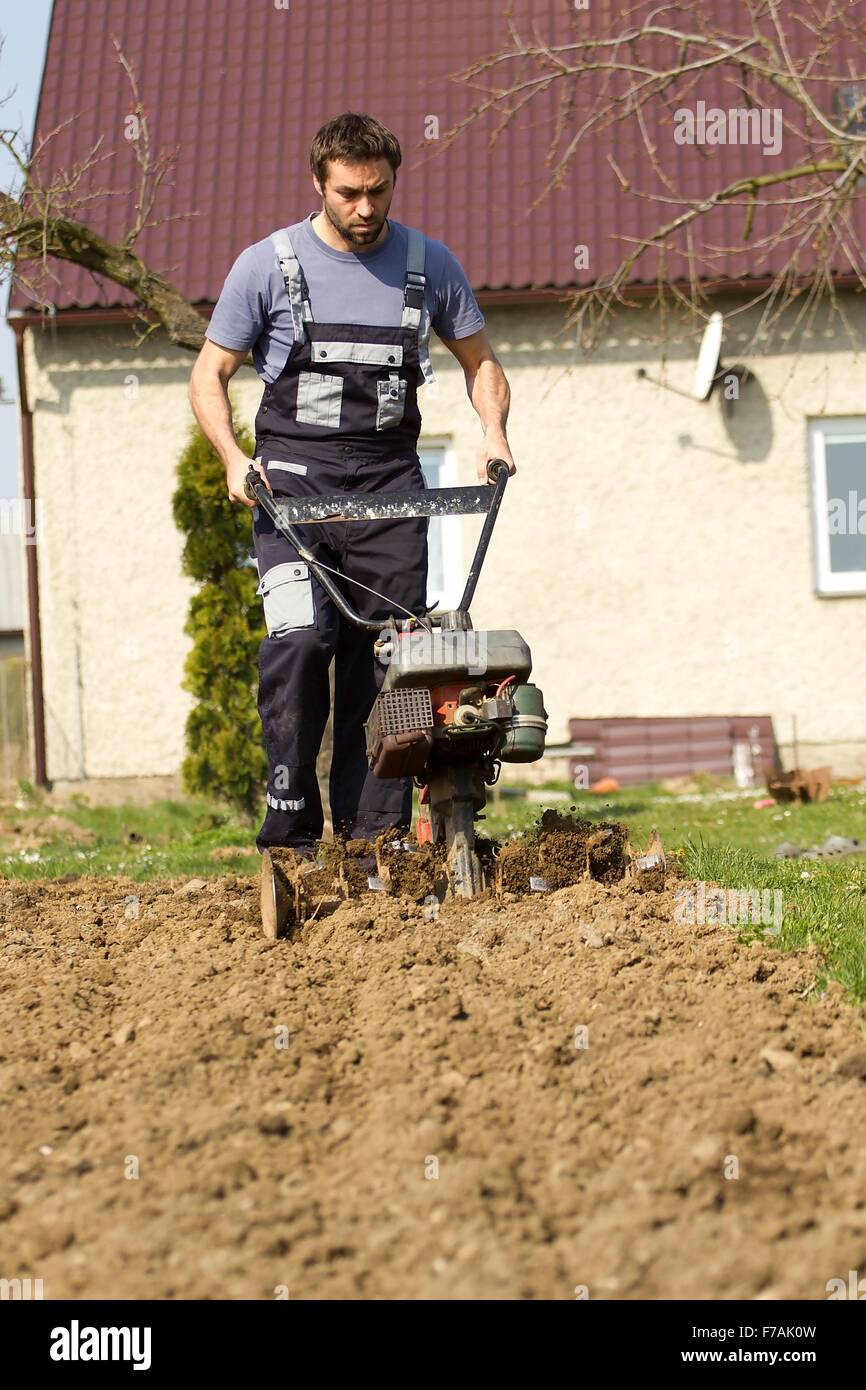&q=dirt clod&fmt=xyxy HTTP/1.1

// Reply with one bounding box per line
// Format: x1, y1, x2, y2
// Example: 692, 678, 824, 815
497, 810, 630, 894
834, 1048, 866, 1080
375, 833, 446, 900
